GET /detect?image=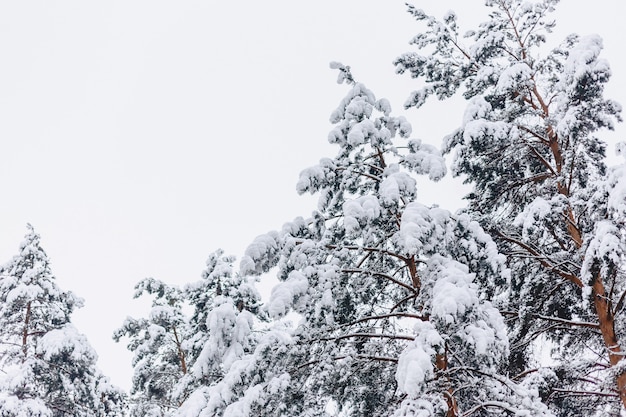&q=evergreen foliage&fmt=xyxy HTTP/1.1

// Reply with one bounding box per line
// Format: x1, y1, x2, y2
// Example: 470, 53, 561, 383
115, 251, 261, 417
0, 225, 125, 417
2, 1, 625, 416
395, 0, 625, 414
113, 278, 189, 416
173, 64, 553, 416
